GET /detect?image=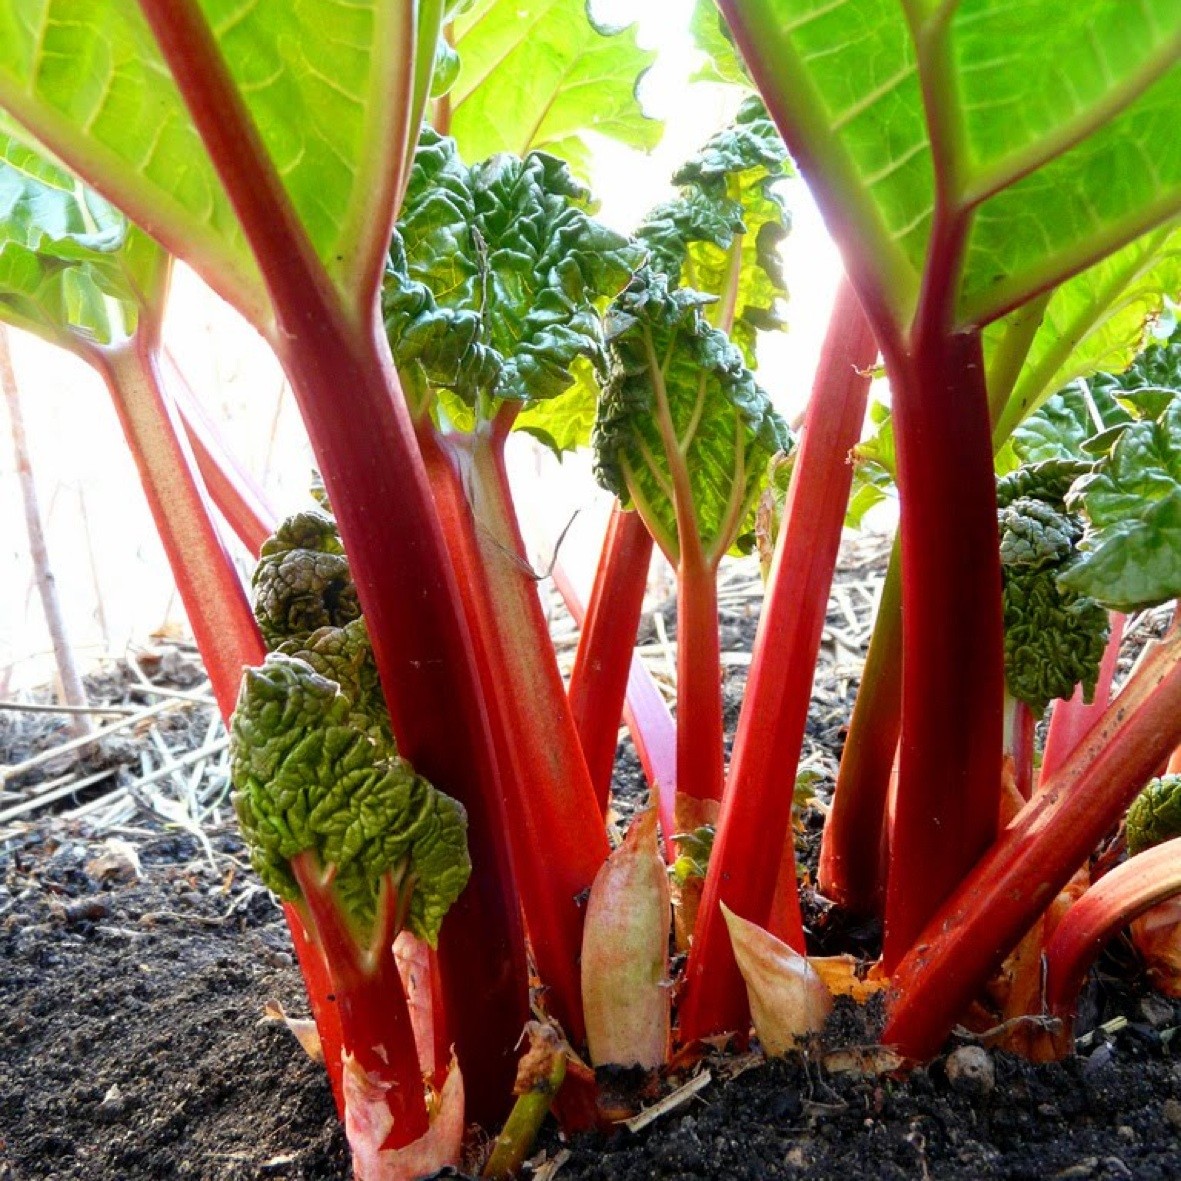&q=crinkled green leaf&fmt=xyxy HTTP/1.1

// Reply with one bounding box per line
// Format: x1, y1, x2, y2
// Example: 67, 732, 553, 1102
0, 131, 166, 346
383, 130, 640, 442
995, 459, 1094, 511
1012, 382, 1133, 466
276, 618, 392, 748
447, 0, 660, 182
1127, 775, 1181, 856
997, 466, 1109, 715
593, 269, 789, 563
0, 0, 442, 326
231, 654, 471, 946
1061, 399, 1181, 611
730, 2, 1181, 331
1095, 321, 1181, 400
638, 97, 791, 366
252, 511, 361, 650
